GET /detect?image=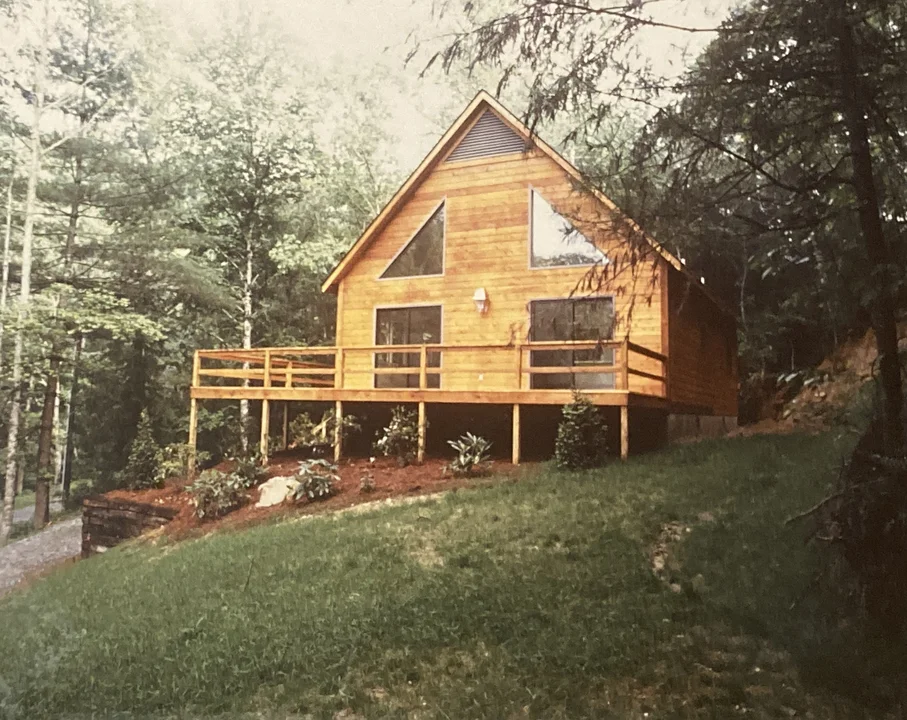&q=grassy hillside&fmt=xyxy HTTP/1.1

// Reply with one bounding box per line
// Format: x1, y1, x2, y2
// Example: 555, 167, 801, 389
0, 431, 897, 718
